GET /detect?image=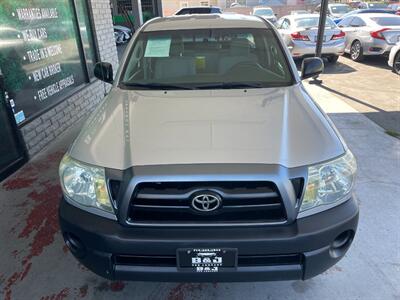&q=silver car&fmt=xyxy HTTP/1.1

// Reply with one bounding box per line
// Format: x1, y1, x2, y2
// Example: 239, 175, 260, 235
277, 14, 346, 62
252, 7, 277, 24
388, 43, 400, 74
315, 3, 352, 19
338, 13, 400, 61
